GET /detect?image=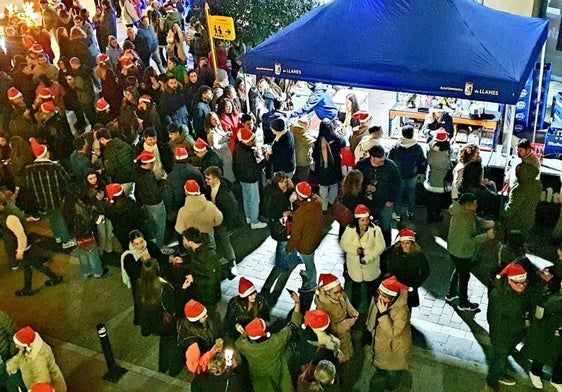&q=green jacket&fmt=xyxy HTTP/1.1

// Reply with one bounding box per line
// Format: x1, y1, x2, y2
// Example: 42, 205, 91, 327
0, 311, 17, 362
235, 312, 302, 392
502, 162, 542, 234
447, 201, 489, 258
